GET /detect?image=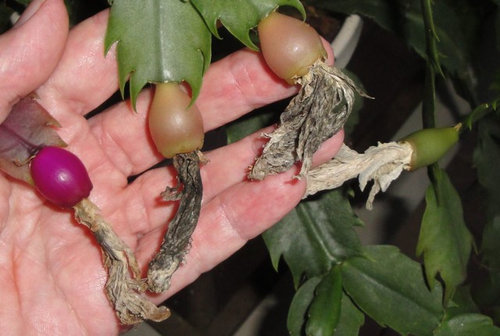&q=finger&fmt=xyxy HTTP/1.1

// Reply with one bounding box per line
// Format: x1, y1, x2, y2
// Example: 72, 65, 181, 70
36, 9, 119, 118
35, 3, 334, 121
196, 38, 333, 127
136, 166, 307, 299
35, 8, 295, 123
0, 0, 68, 123
196, 48, 297, 129
201, 129, 344, 203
